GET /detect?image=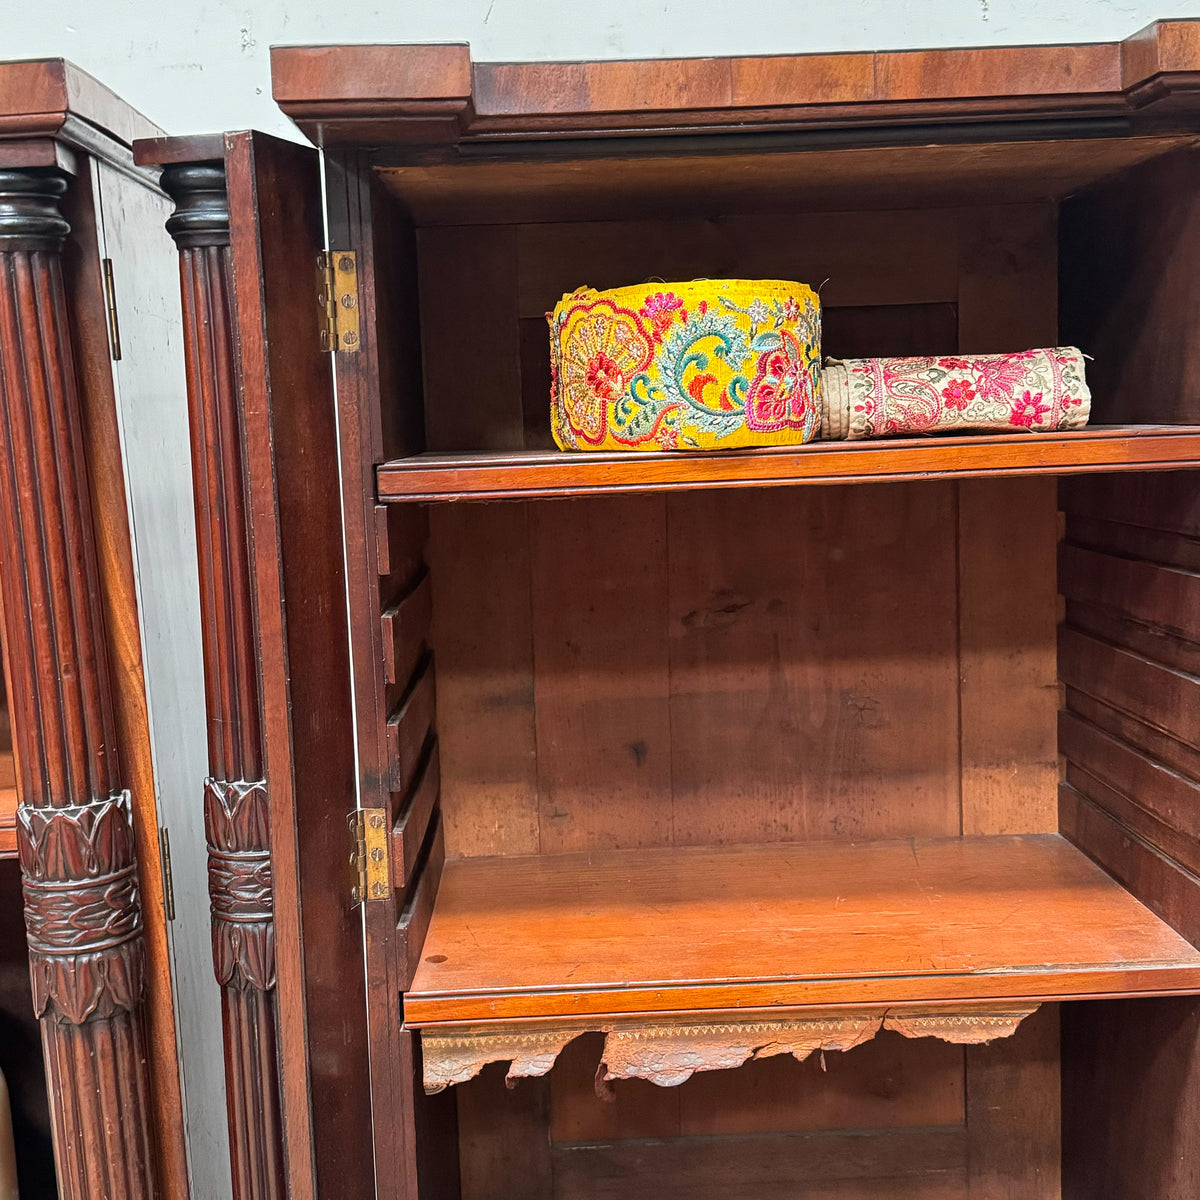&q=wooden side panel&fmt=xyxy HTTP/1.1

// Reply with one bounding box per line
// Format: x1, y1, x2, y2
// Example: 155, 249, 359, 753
1061, 147, 1200, 426
1059, 469, 1200, 1198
